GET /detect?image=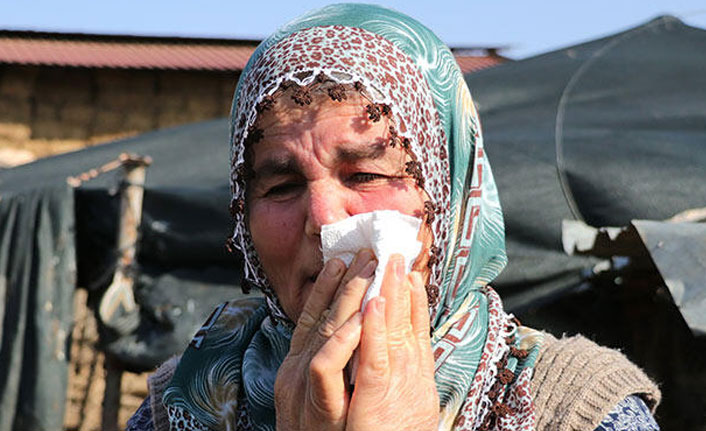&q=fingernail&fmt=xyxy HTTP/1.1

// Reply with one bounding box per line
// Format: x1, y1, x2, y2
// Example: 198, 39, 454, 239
410, 272, 423, 290
350, 249, 370, 269
360, 249, 375, 260
360, 259, 377, 278
326, 259, 343, 277
355, 249, 374, 268
353, 311, 363, 326
394, 256, 405, 279
375, 297, 386, 313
